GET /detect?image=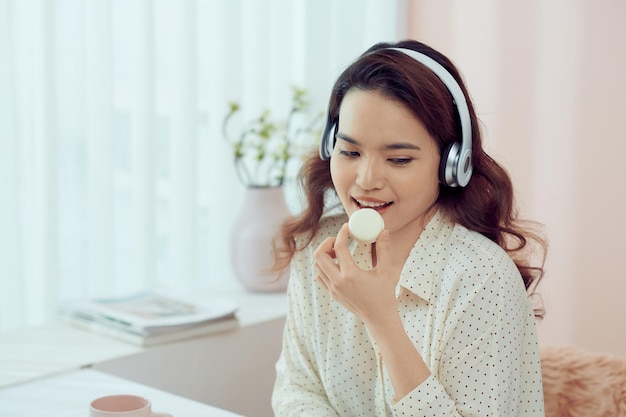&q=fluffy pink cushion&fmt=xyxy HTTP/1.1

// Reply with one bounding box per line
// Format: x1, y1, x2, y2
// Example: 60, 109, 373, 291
541, 346, 626, 417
